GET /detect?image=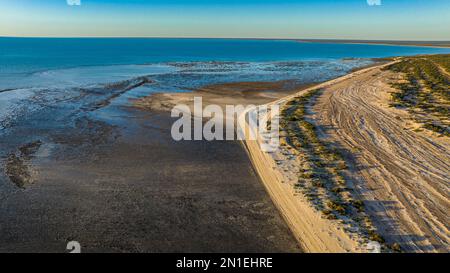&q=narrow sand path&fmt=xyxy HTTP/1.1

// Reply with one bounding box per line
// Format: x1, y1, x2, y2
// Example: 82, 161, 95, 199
432, 61, 450, 78
313, 67, 449, 252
